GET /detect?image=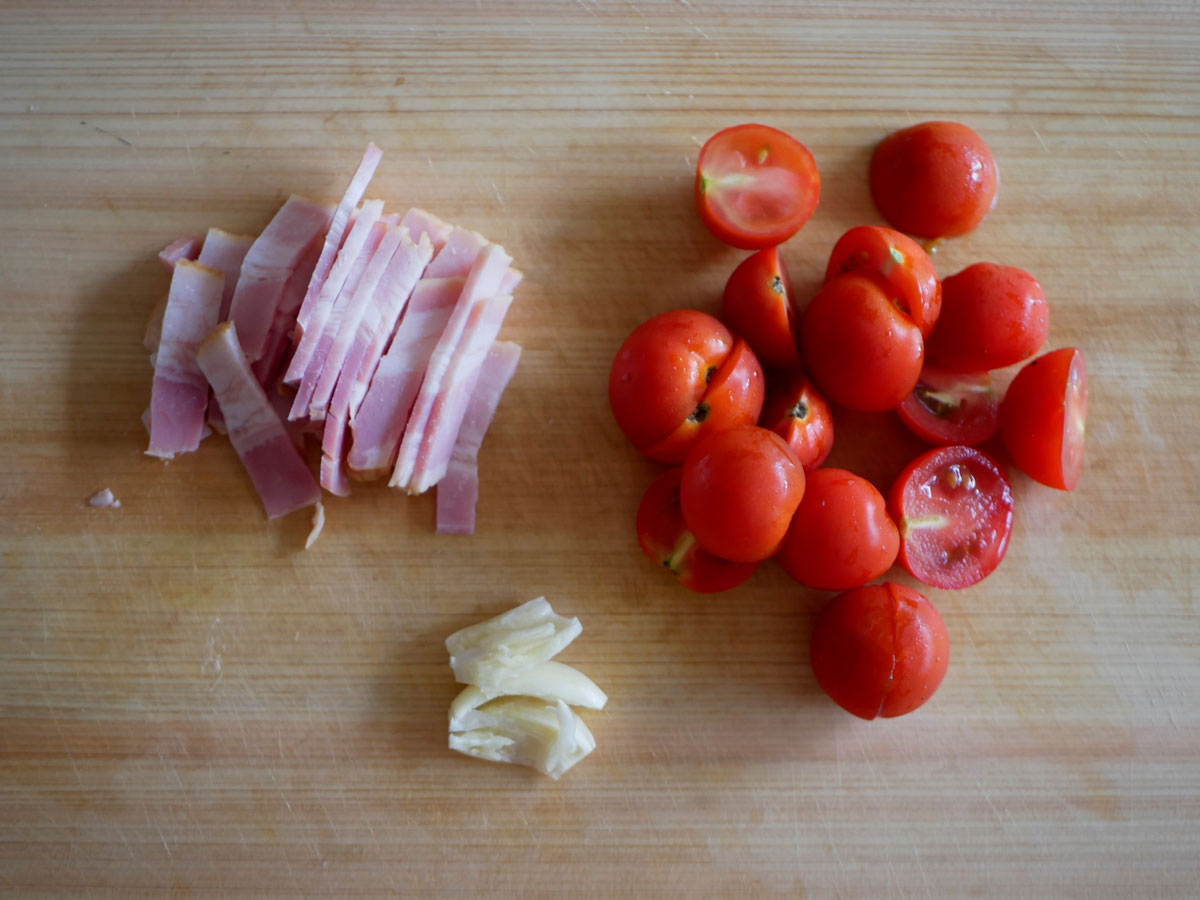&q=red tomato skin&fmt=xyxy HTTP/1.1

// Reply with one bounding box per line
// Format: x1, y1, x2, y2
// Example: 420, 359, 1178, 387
776, 468, 899, 591
800, 273, 925, 412
641, 338, 765, 464
636, 467, 758, 593
825, 225, 942, 338
869, 121, 999, 239
722, 247, 802, 368
610, 310, 732, 450
897, 366, 1001, 447
889, 445, 1015, 590
680, 425, 805, 563
925, 263, 1050, 373
1000, 347, 1088, 490
696, 123, 821, 250
810, 582, 949, 720
759, 369, 834, 471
